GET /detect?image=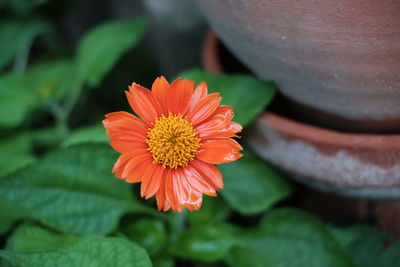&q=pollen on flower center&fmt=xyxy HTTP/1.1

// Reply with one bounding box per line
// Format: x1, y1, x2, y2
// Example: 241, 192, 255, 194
146, 113, 201, 169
